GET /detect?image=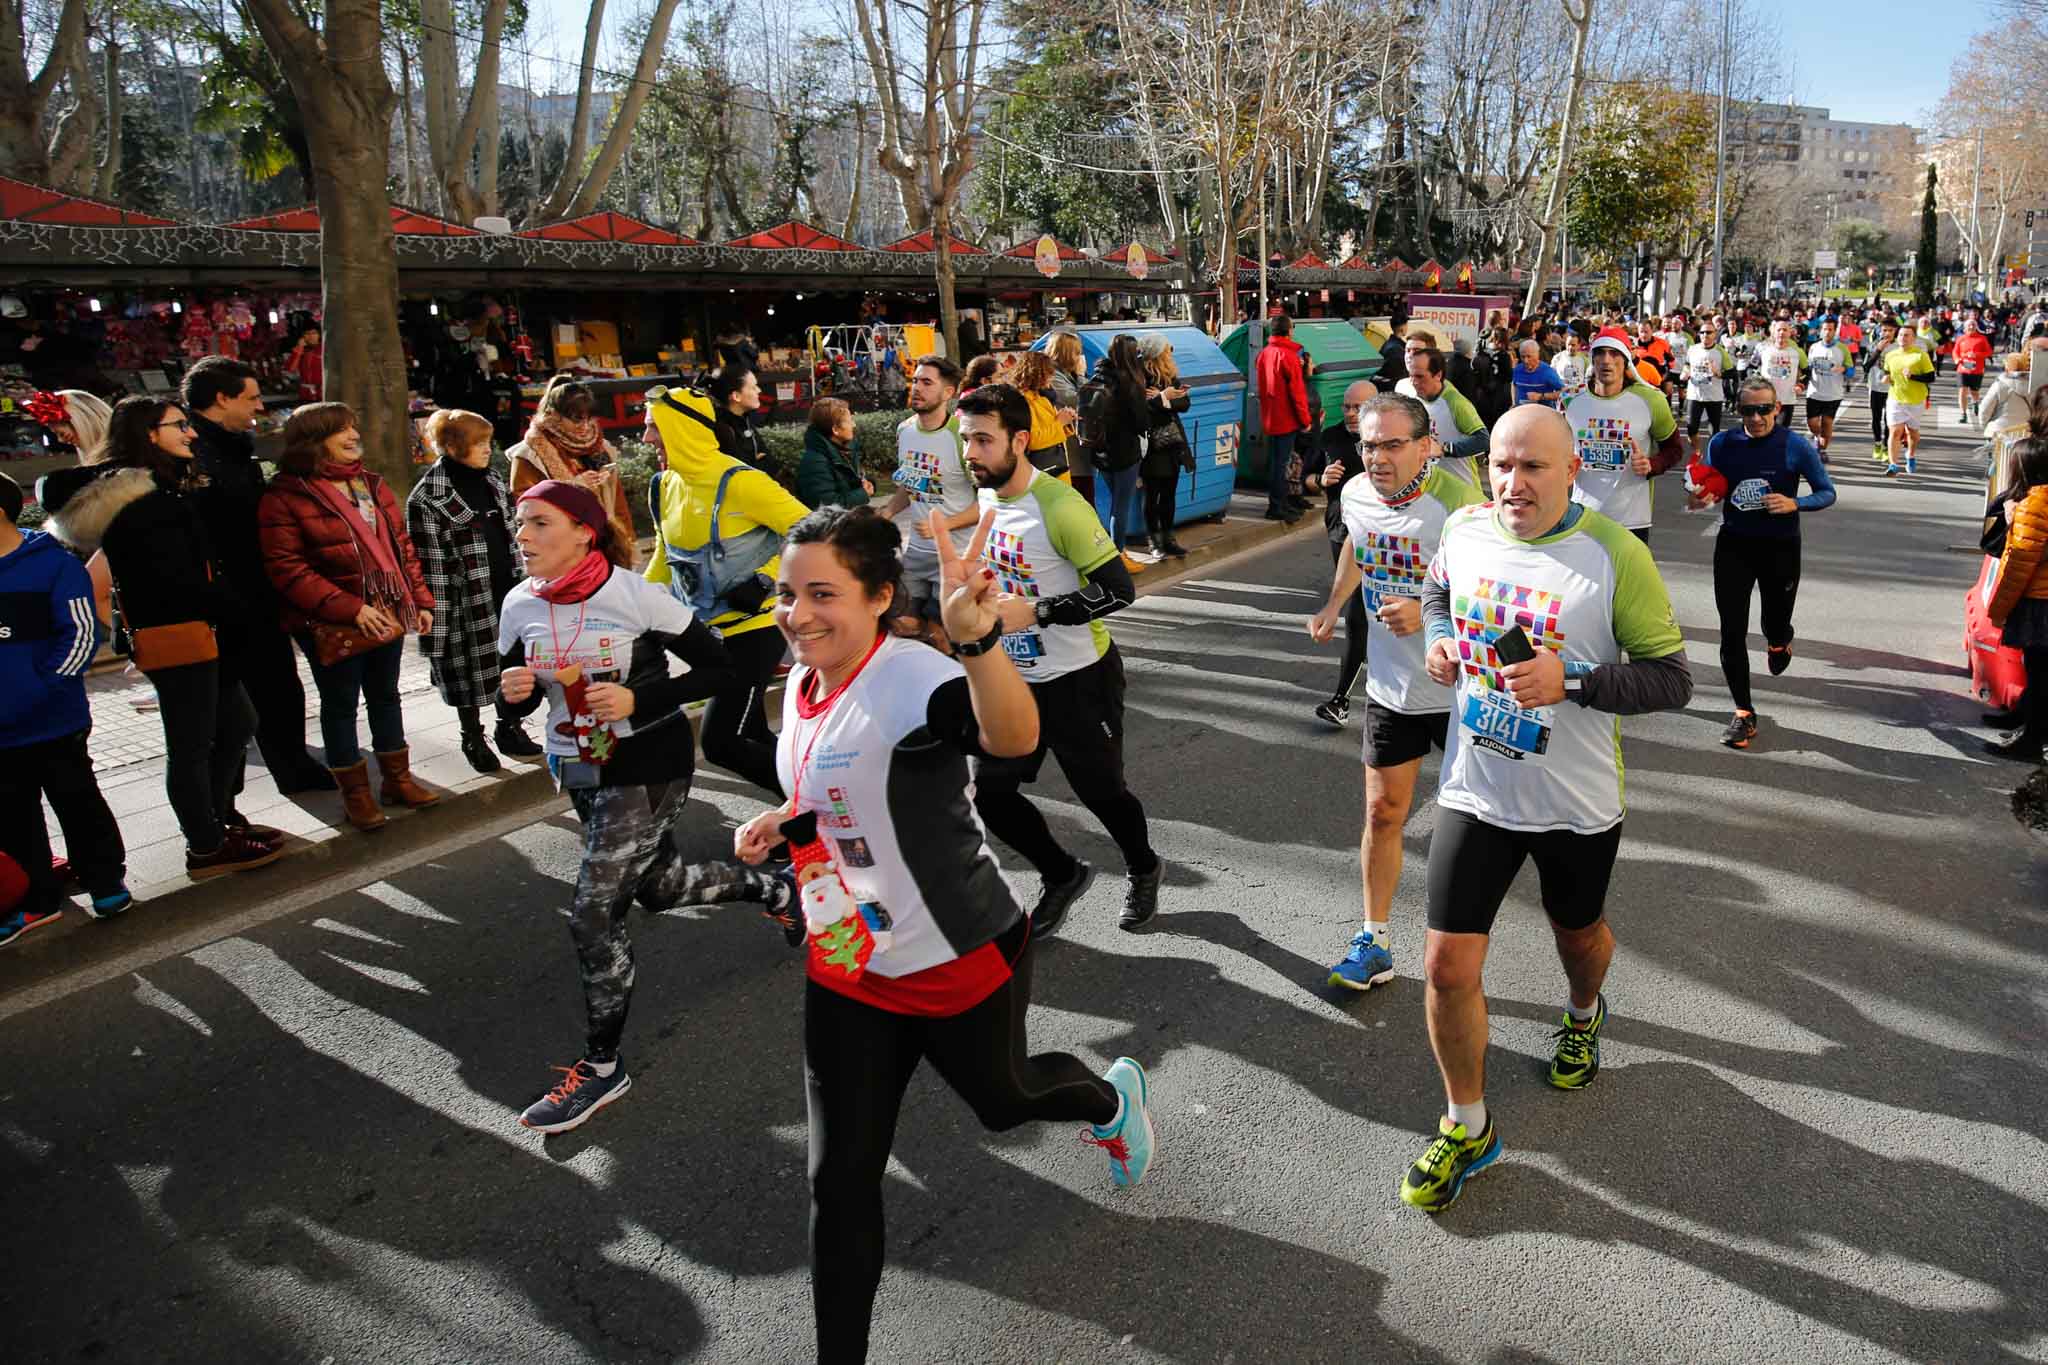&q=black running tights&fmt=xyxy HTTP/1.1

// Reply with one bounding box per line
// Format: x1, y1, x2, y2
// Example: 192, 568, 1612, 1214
1328, 538, 1368, 701
700, 625, 787, 798
805, 921, 1116, 1364
1713, 532, 1801, 714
